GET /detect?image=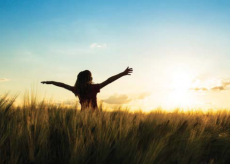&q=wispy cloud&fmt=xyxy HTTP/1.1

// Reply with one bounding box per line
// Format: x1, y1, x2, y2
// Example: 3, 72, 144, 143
190, 79, 230, 92
190, 87, 208, 91
103, 94, 131, 104
90, 43, 107, 49
0, 78, 10, 82
138, 92, 151, 99
50, 47, 92, 56
211, 86, 226, 91
222, 81, 230, 87
50, 44, 107, 56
